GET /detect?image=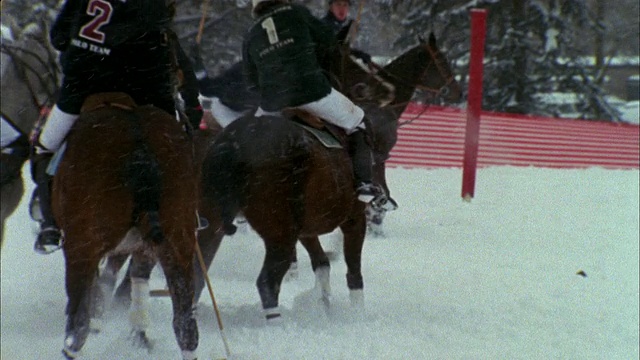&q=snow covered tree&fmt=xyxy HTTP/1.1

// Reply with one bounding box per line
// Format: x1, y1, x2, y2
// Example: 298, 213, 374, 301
388, 0, 624, 120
